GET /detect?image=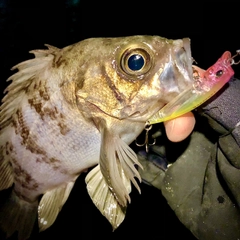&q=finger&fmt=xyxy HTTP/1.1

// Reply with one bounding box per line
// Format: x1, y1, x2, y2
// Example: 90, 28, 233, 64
163, 112, 195, 142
